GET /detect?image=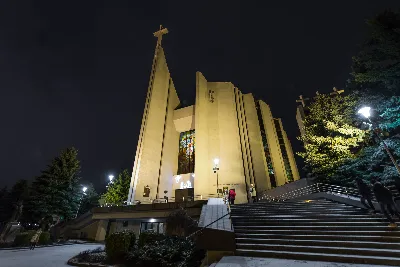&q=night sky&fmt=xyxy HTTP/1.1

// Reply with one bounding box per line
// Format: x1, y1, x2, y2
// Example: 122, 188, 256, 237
1, 1, 399, 192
